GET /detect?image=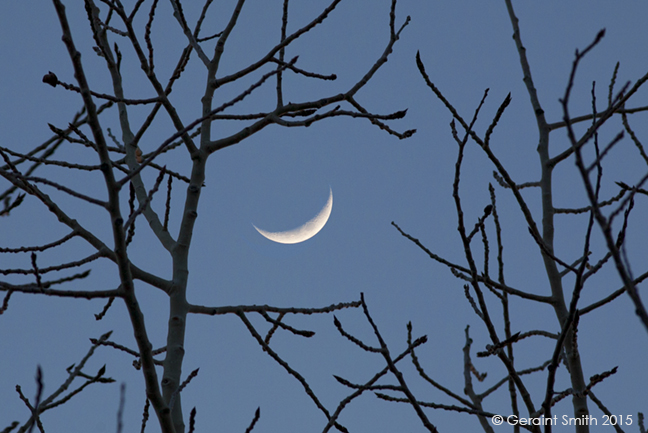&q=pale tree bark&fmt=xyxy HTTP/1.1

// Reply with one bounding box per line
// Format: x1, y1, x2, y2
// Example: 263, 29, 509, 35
3, 2, 647, 432
0, 1, 413, 432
